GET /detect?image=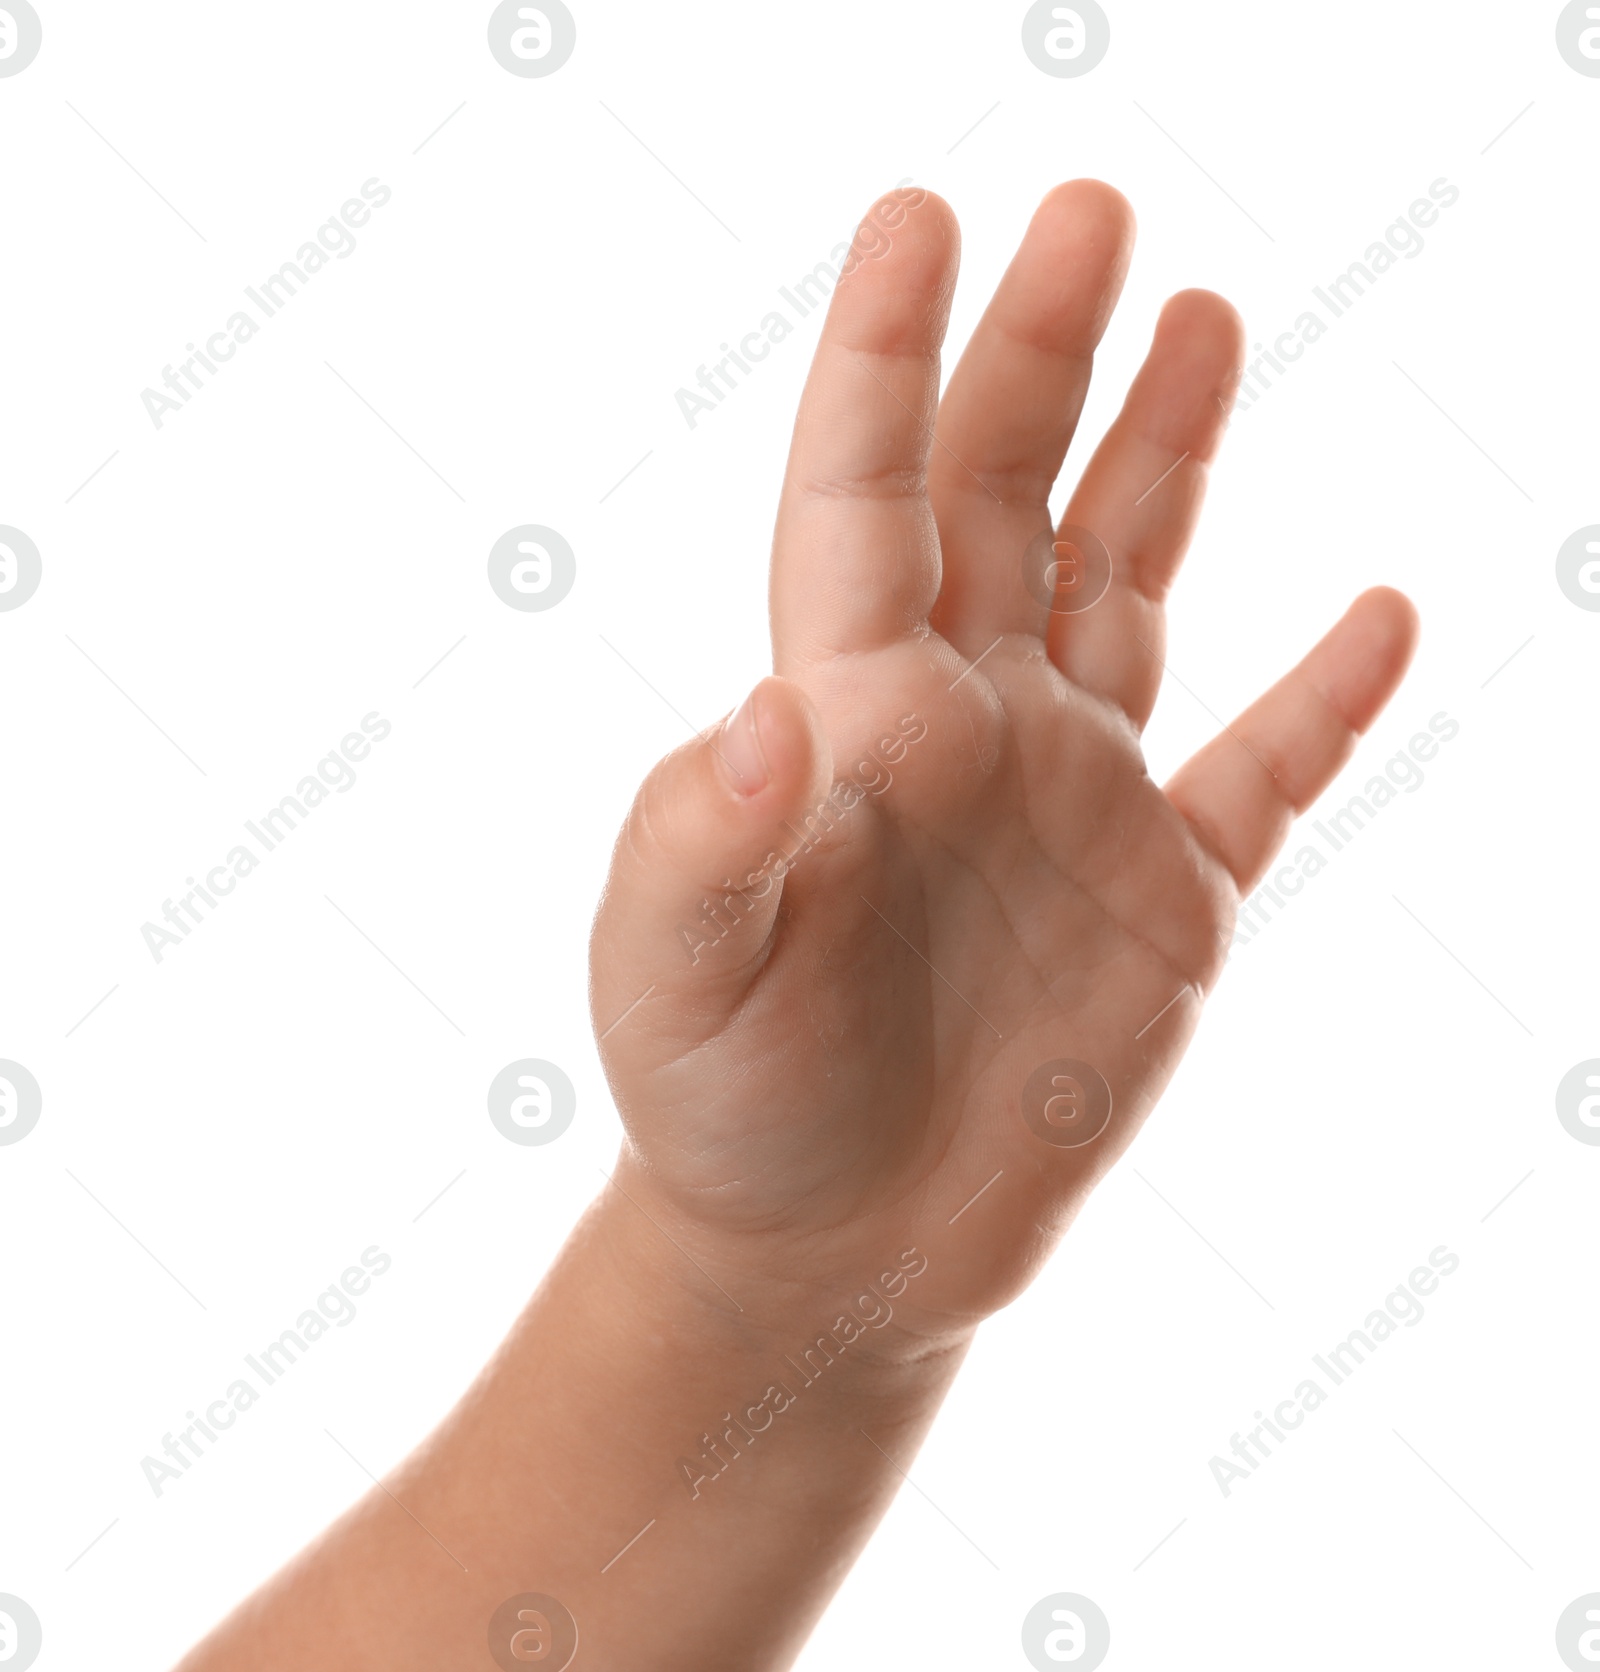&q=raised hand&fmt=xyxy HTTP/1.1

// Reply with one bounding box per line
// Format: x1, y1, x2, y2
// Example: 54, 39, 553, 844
590, 180, 1417, 1339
